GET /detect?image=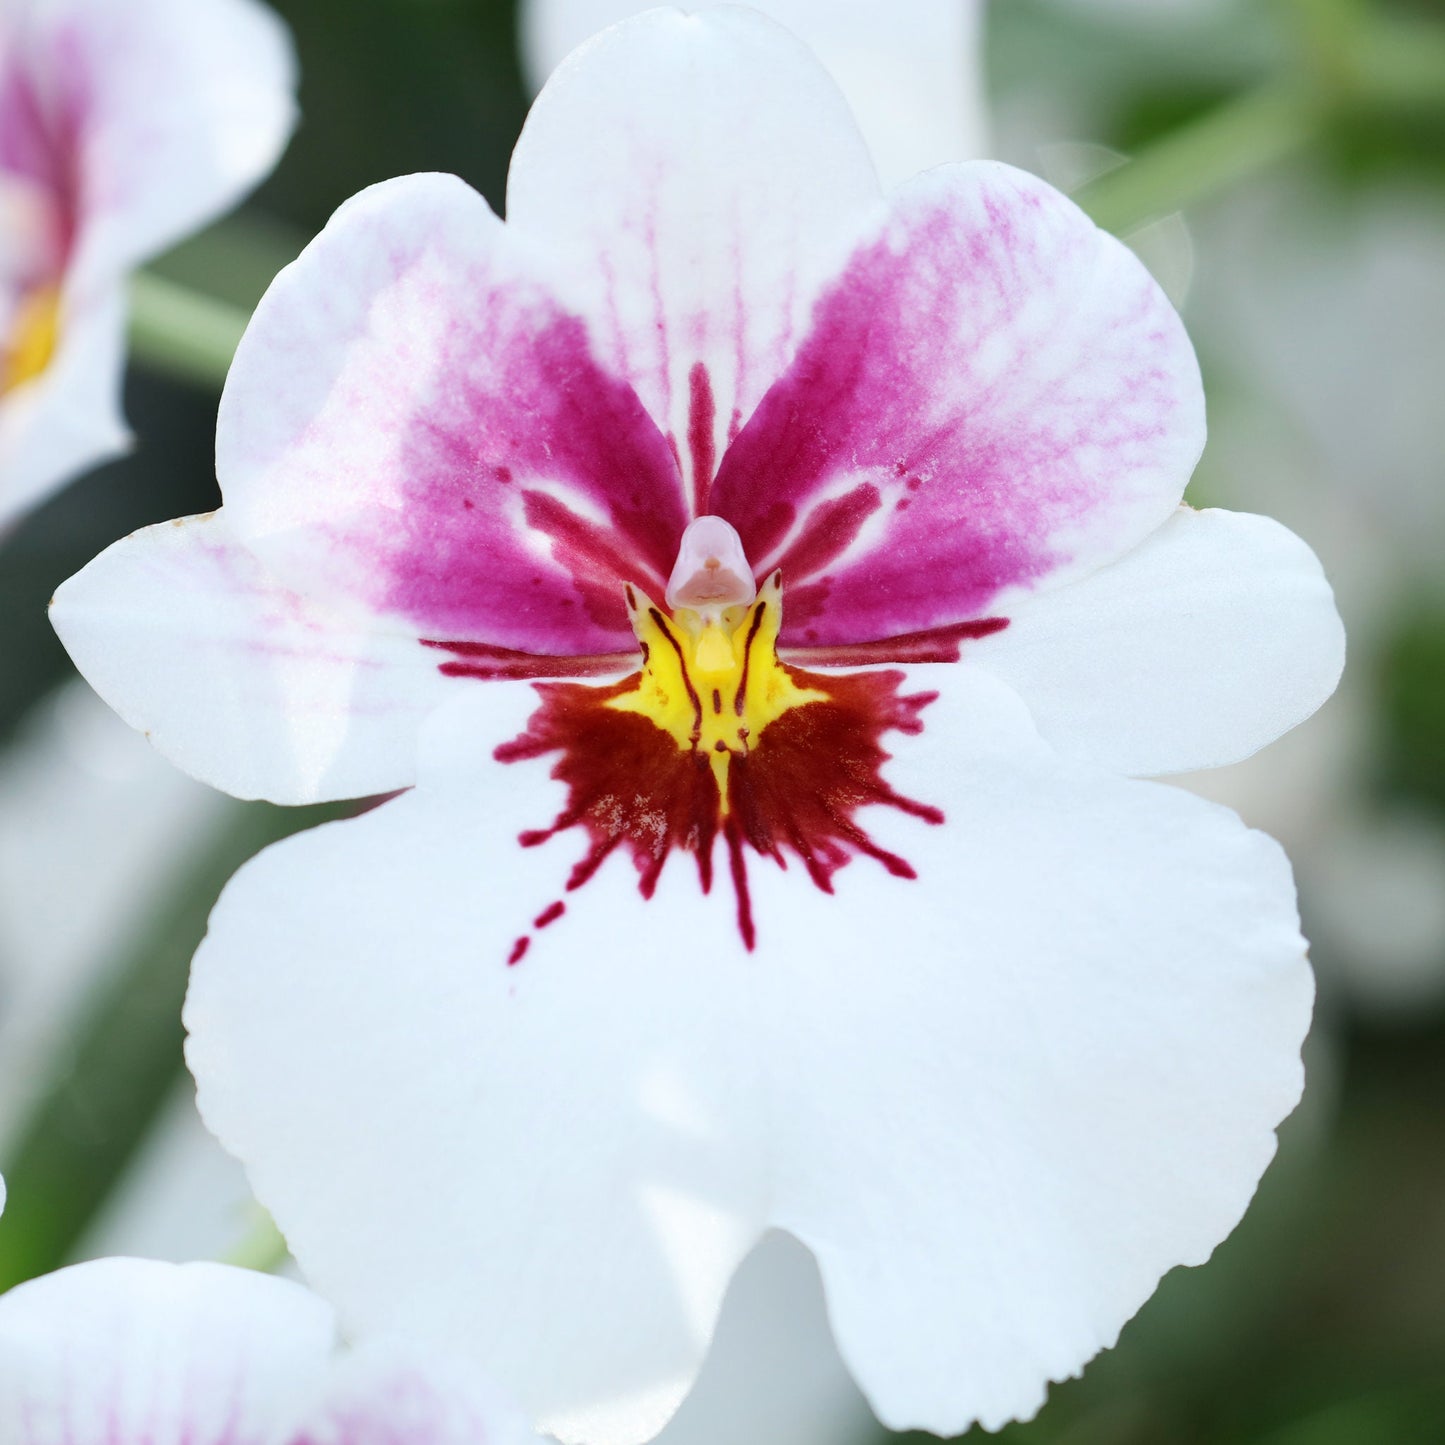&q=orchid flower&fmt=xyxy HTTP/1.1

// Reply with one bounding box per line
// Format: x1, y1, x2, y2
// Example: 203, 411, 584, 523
0, 0, 295, 533
0, 1256, 537, 1445
52, 8, 1344, 1442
